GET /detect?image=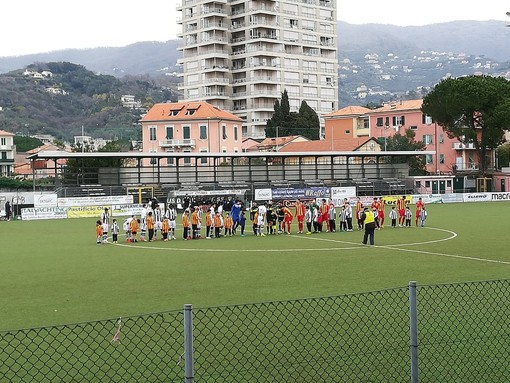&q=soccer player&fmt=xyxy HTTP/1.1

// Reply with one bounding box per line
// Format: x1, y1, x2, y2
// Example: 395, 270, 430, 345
257, 202, 267, 236
129, 216, 139, 242
111, 219, 120, 244
205, 209, 213, 239
224, 213, 233, 236
146, 211, 155, 241
166, 204, 177, 240
282, 204, 294, 234
161, 217, 170, 241
344, 201, 353, 231
405, 206, 412, 227
182, 210, 190, 240
153, 205, 163, 240
96, 220, 103, 244
377, 198, 385, 228
190, 207, 200, 239
328, 202, 337, 232
396, 195, 407, 227
214, 212, 223, 238
419, 207, 428, 227
231, 199, 242, 234
389, 206, 397, 228
355, 197, 364, 230
415, 197, 425, 226
304, 205, 313, 234
295, 199, 305, 234
319, 199, 329, 232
